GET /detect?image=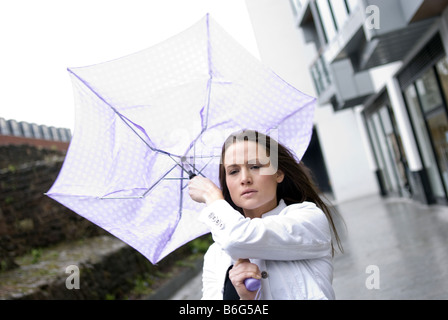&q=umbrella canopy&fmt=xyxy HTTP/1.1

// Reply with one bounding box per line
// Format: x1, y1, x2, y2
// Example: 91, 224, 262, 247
46, 14, 315, 264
